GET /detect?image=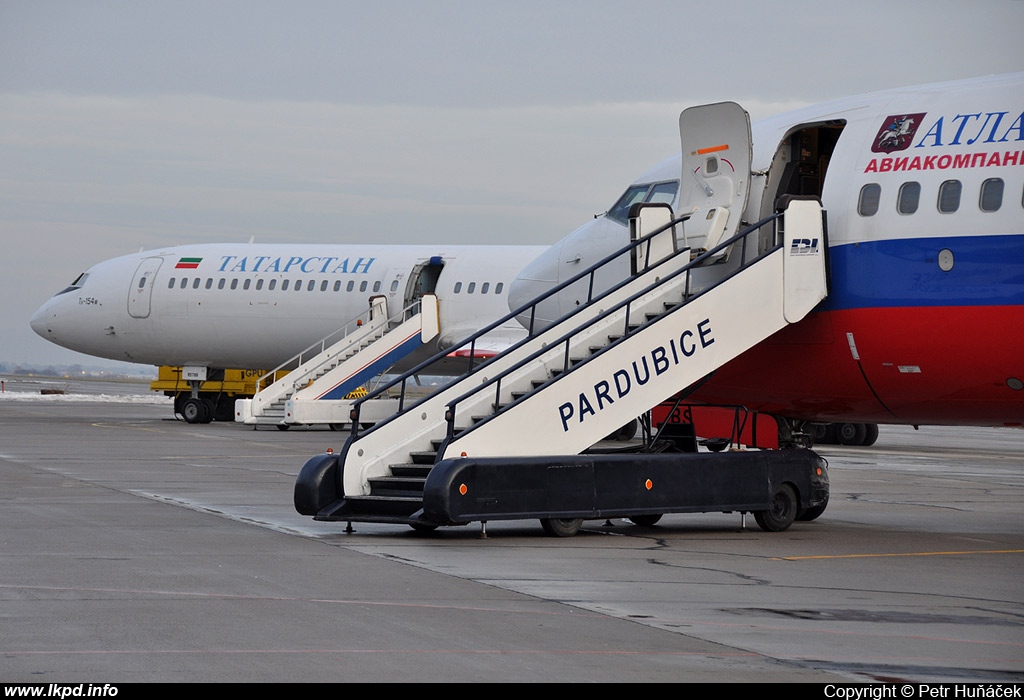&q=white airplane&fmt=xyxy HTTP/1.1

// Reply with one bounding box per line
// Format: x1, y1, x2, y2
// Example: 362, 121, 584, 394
31, 244, 545, 369
31, 73, 1024, 440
